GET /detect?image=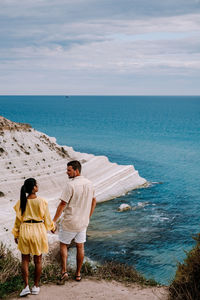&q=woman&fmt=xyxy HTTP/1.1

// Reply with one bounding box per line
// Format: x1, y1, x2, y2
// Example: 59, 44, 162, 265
12, 178, 55, 296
